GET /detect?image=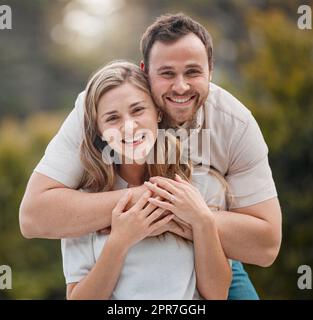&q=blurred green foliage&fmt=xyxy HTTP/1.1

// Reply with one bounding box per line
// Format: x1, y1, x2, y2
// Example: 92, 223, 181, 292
0, 0, 312, 299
